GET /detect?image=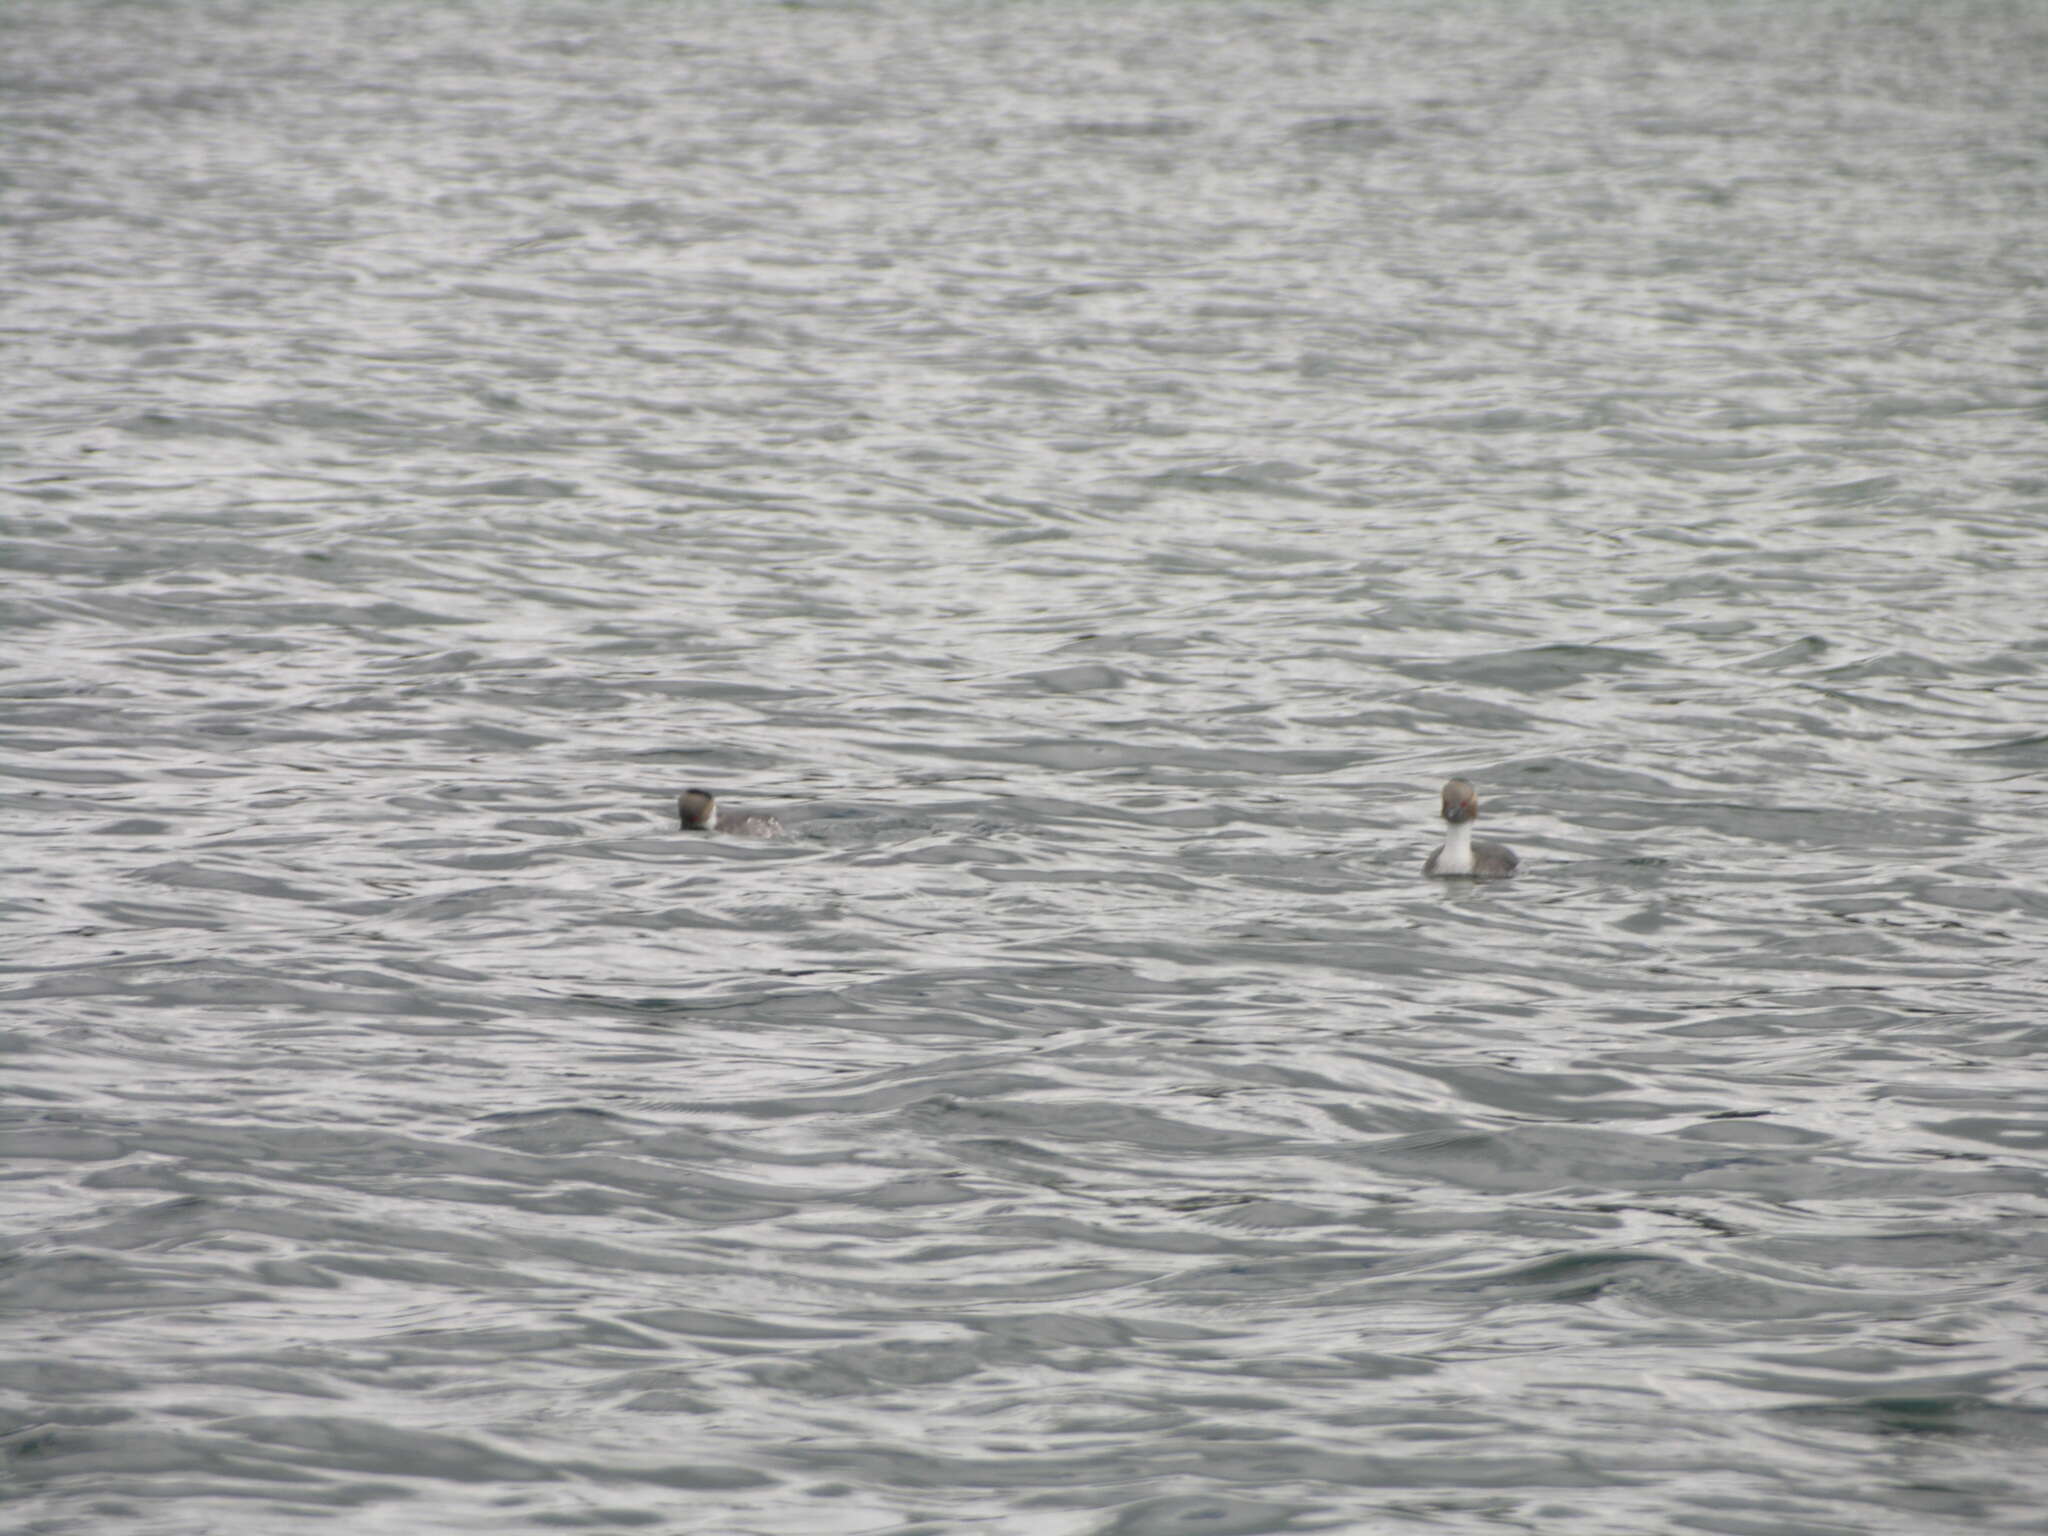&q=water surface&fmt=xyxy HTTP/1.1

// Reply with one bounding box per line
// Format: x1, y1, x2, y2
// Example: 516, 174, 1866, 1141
5, 2, 2048, 1532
